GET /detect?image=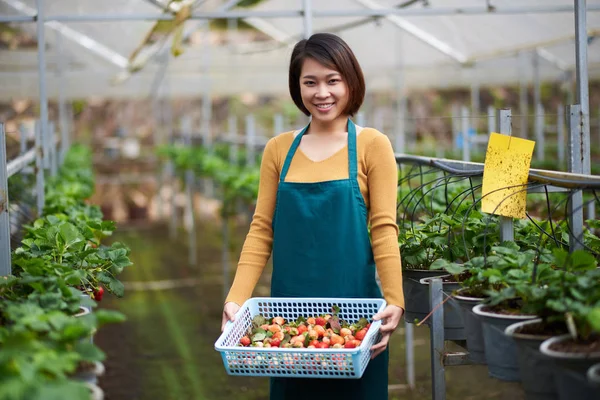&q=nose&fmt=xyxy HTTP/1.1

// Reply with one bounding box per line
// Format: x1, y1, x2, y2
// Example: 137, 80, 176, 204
315, 83, 329, 98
